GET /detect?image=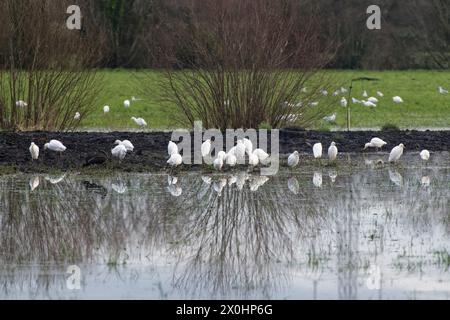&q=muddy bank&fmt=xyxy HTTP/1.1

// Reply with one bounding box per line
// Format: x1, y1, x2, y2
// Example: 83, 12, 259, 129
0, 129, 449, 172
